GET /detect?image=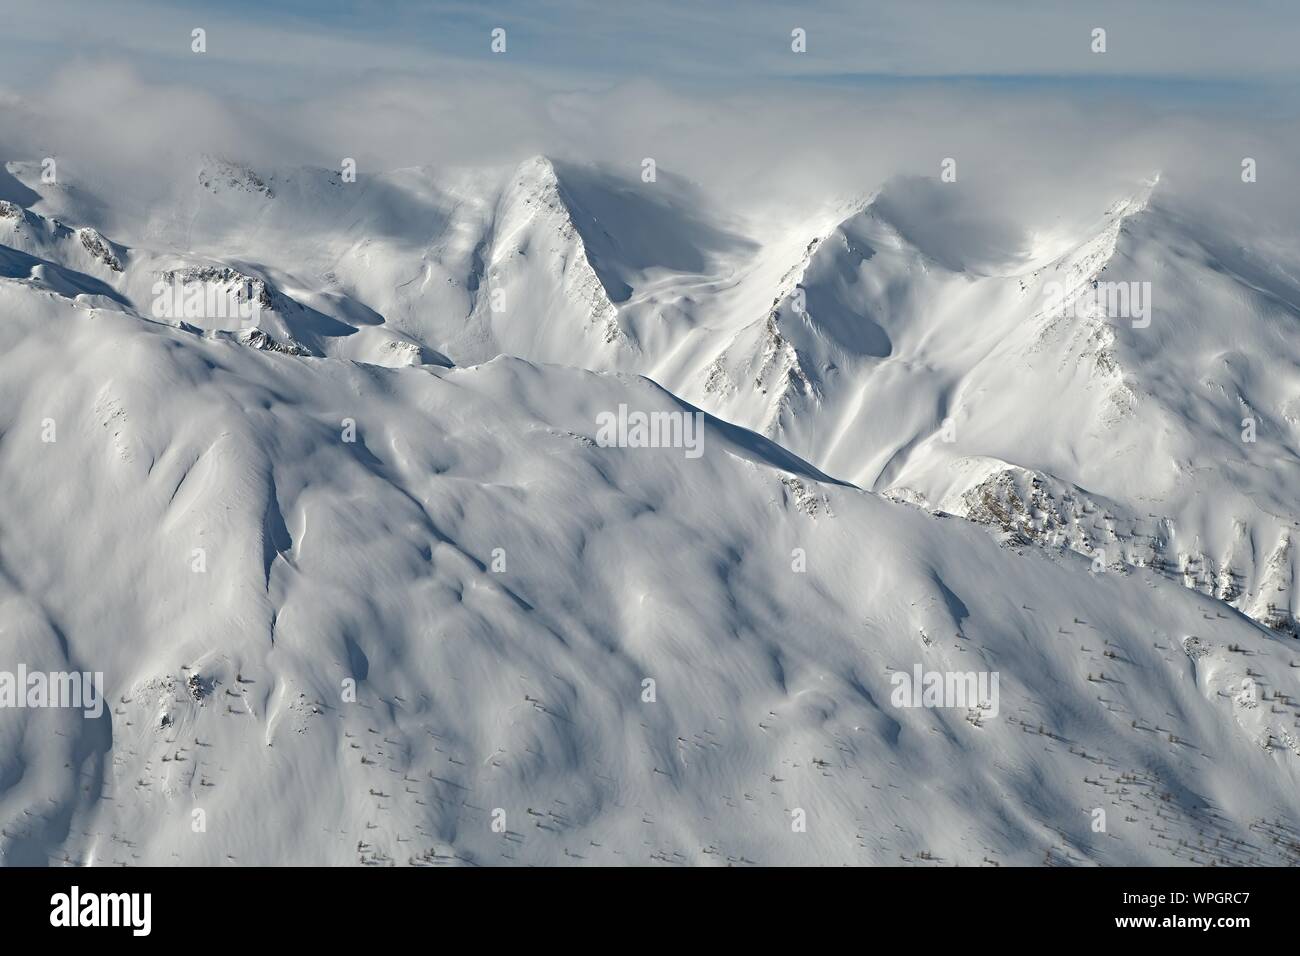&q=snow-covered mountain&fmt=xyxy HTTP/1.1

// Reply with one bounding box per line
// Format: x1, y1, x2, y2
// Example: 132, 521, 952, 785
1, 153, 1298, 866
10, 155, 1299, 634
696, 176, 1300, 640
